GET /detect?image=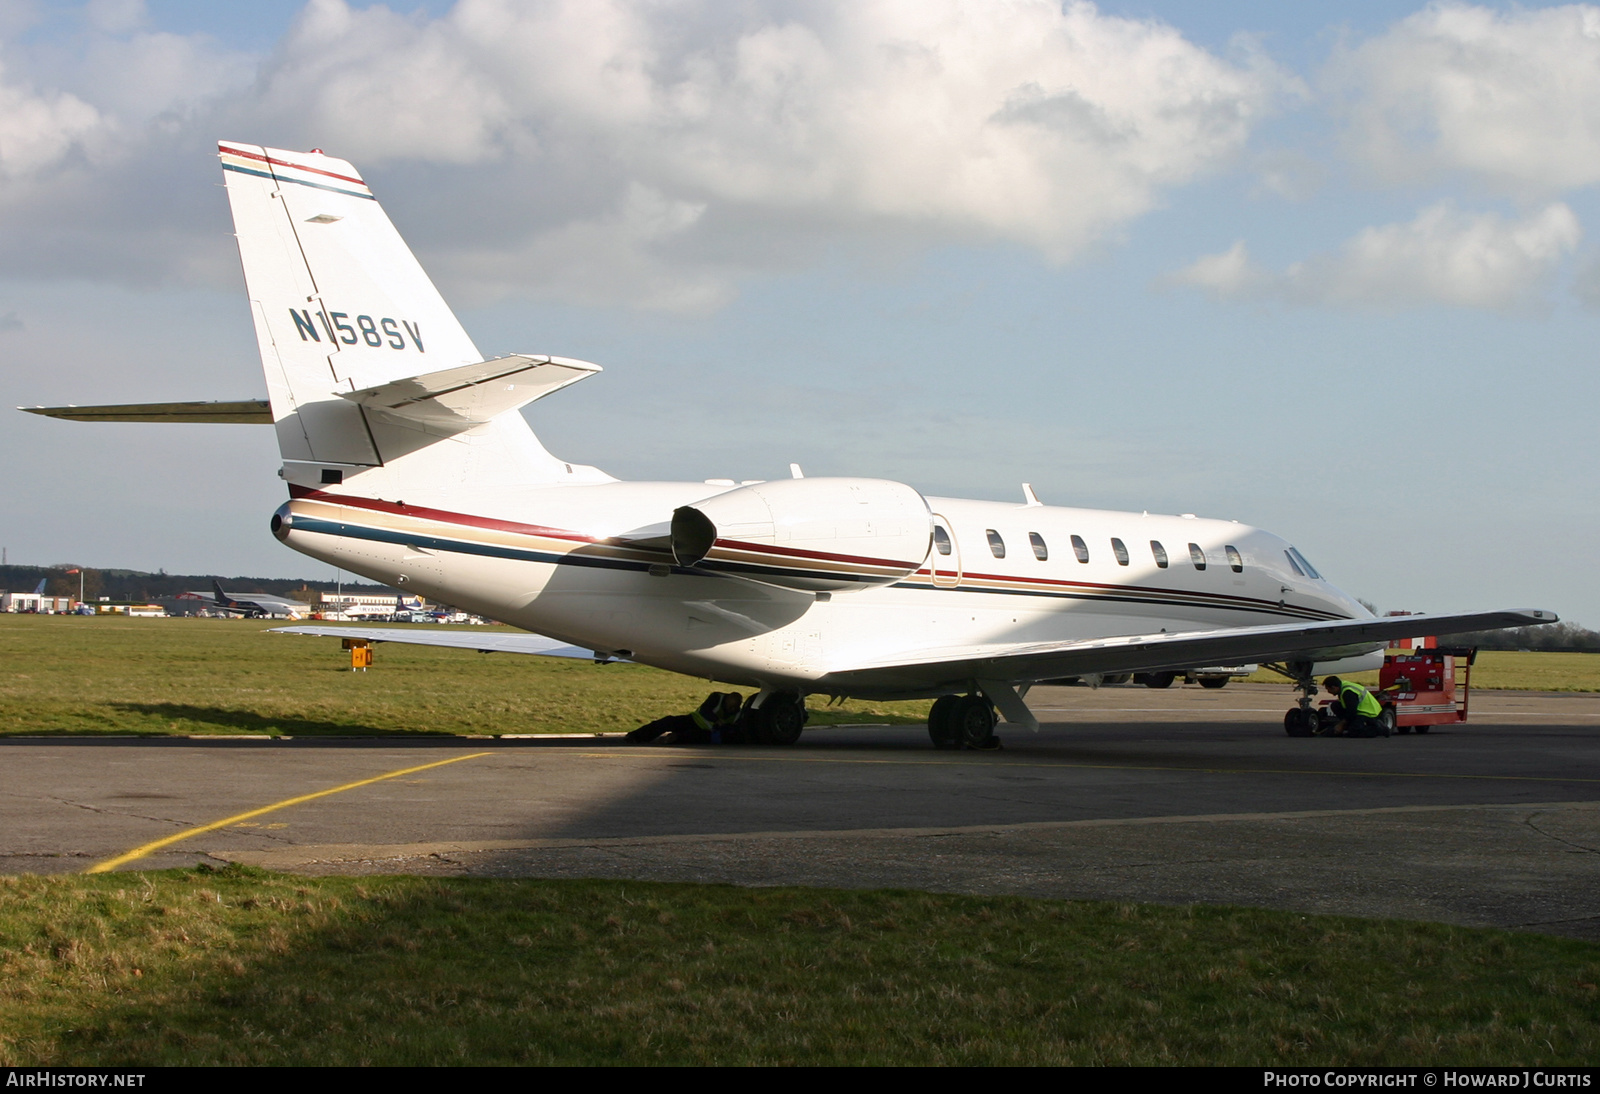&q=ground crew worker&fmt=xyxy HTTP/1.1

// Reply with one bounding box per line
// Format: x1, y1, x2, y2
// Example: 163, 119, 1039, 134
1321, 676, 1388, 737
626, 691, 745, 744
